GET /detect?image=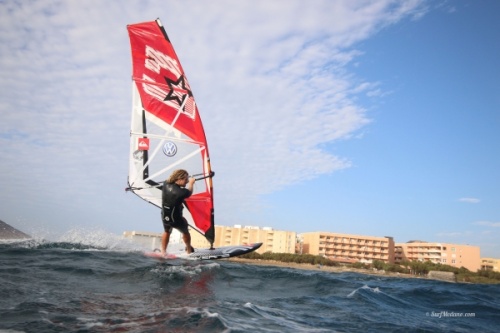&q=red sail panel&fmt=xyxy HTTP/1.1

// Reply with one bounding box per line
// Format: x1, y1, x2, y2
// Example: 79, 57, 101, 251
128, 21, 206, 146
127, 19, 214, 244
